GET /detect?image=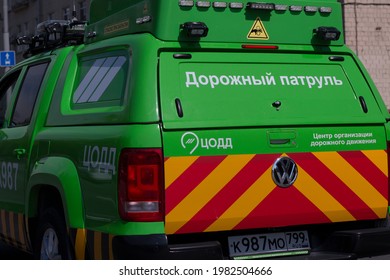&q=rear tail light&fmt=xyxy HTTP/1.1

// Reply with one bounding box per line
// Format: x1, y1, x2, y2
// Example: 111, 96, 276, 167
118, 148, 164, 222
